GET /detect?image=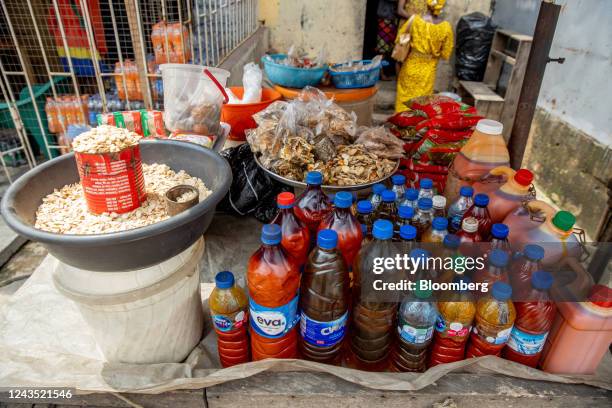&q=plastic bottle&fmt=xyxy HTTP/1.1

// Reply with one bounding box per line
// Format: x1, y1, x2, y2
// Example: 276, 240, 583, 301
466, 281, 516, 357
369, 183, 385, 211
503, 271, 555, 368
444, 119, 510, 204
441, 234, 460, 258
510, 244, 544, 296
356, 200, 374, 239
457, 217, 481, 243
462, 193, 492, 239
45, 98, 59, 133
422, 216, 449, 244
399, 225, 417, 254
209, 271, 250, 367
418, 178, 434, 200
395, 205, 414, 237
248, 224, 300, 360
474, 249, 509, 286
272, 192, 311, 268
295, 171, 332, 234
391, 285, 438, 372
429, 276, 476, 367
412, 197, 433, 240
299, 229, 350, 364
473, 167, 535, 223
318, 191, 363, 269
489, 223, 511, 255
349, 220, 398, 369
400, 187, 419, 209
504, 201, 580, 266
447, 186, 474, 233
375, 190, 398, 223
114, 62, 127, 100
432, 195, 447, 218
151, 21, 166, 64
391, 174, 406, 205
